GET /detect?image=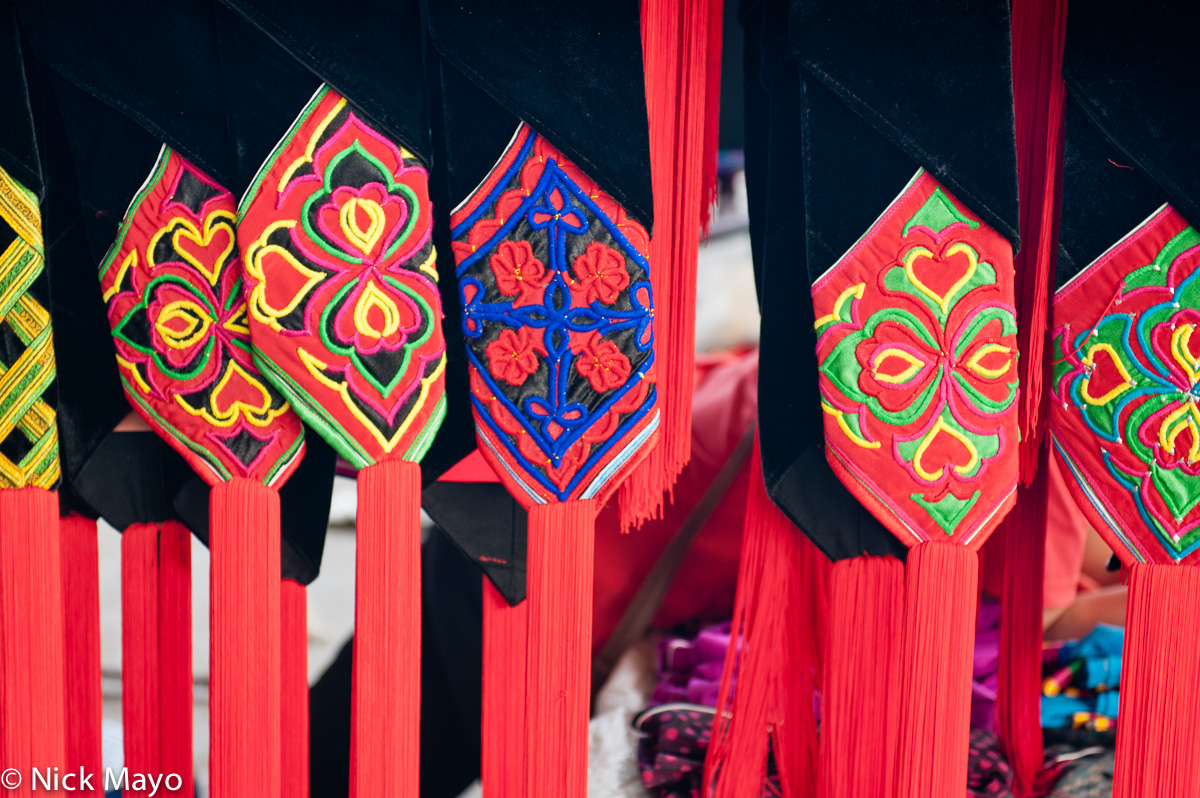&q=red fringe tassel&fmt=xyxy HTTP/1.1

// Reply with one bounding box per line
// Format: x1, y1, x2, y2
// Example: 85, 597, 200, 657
1112, 564, 1200, 797
0, 488, 66, 798
705, 439, 827, 797
481, 579, 527, 798
121, 524, 162, 797
525, 500, 596, 798
61, 514, 103, 797
624, 0, 713, 527
996, 446, 1063, 797
122, 523, 192, 796
281, 580, 309, 798
352, 461, 420, 798
699, 0, 724, 236
893, 542, 978, 798
819, 556, 904, 798
1010, 0, 1068, 482
210, 479, 280, 798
